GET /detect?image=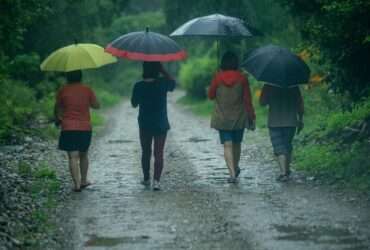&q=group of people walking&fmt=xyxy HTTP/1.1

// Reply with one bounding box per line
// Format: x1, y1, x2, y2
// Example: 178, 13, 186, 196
54, 51, 304, 192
